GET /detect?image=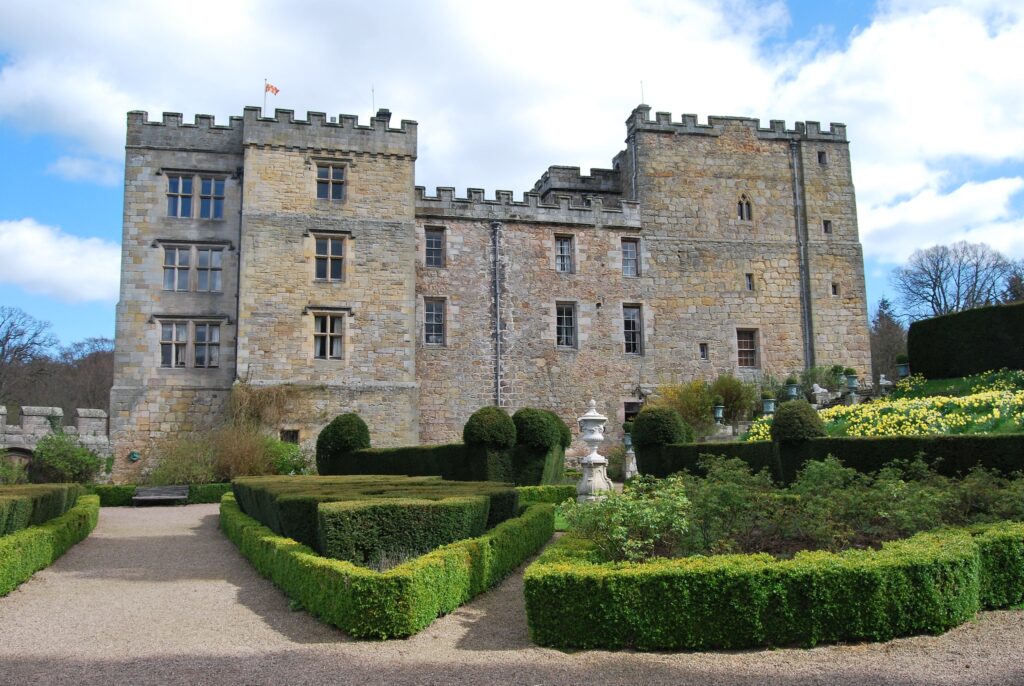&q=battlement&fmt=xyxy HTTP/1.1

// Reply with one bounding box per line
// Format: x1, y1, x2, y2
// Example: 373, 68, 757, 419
627, 104, 847, 142
0, 406, 111, 457
532, 165, 622, 203
242, 107, 417, 158
415, 187, 640, 228
126, 107, 418, 157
